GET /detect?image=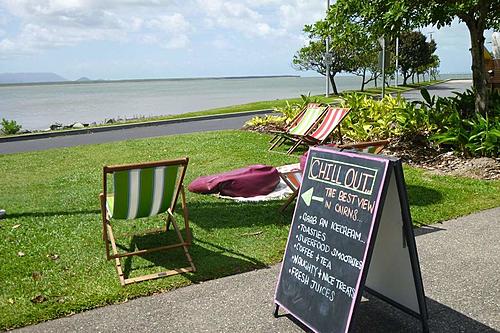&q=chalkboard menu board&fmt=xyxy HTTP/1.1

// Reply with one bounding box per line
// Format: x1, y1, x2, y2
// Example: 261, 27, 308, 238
274, 147, 428, 333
